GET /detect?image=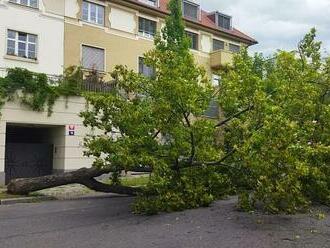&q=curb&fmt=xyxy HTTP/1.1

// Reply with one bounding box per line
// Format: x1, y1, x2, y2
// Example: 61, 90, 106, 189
0, 196, 55, 205
0, 194, 132, 205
